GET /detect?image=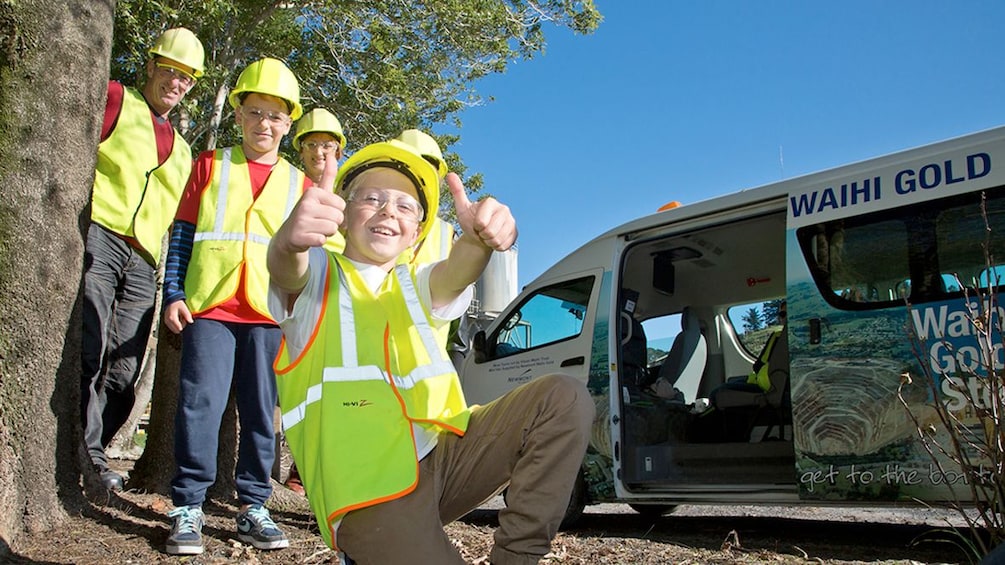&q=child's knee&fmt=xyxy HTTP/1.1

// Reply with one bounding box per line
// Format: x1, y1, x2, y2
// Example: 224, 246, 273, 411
538, 374, 595, 426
